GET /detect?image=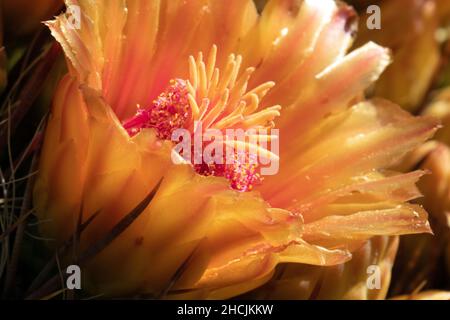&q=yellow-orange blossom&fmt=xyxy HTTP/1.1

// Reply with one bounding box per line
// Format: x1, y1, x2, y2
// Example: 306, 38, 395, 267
34, 0, 438, 298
